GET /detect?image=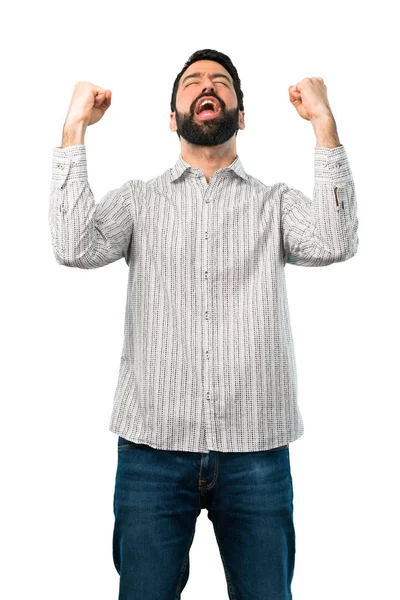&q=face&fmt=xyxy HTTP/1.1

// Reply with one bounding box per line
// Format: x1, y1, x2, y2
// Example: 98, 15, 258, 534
170, 60, 245, 146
